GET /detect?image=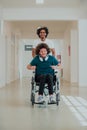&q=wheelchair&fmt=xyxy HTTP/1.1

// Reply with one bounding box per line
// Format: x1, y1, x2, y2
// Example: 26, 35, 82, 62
30, 71, 60, 106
